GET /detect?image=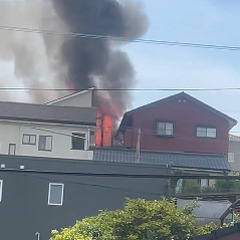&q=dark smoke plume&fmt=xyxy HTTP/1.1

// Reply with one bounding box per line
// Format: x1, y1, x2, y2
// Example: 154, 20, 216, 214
51, 0, 148, 117
0, 0, 148, 117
